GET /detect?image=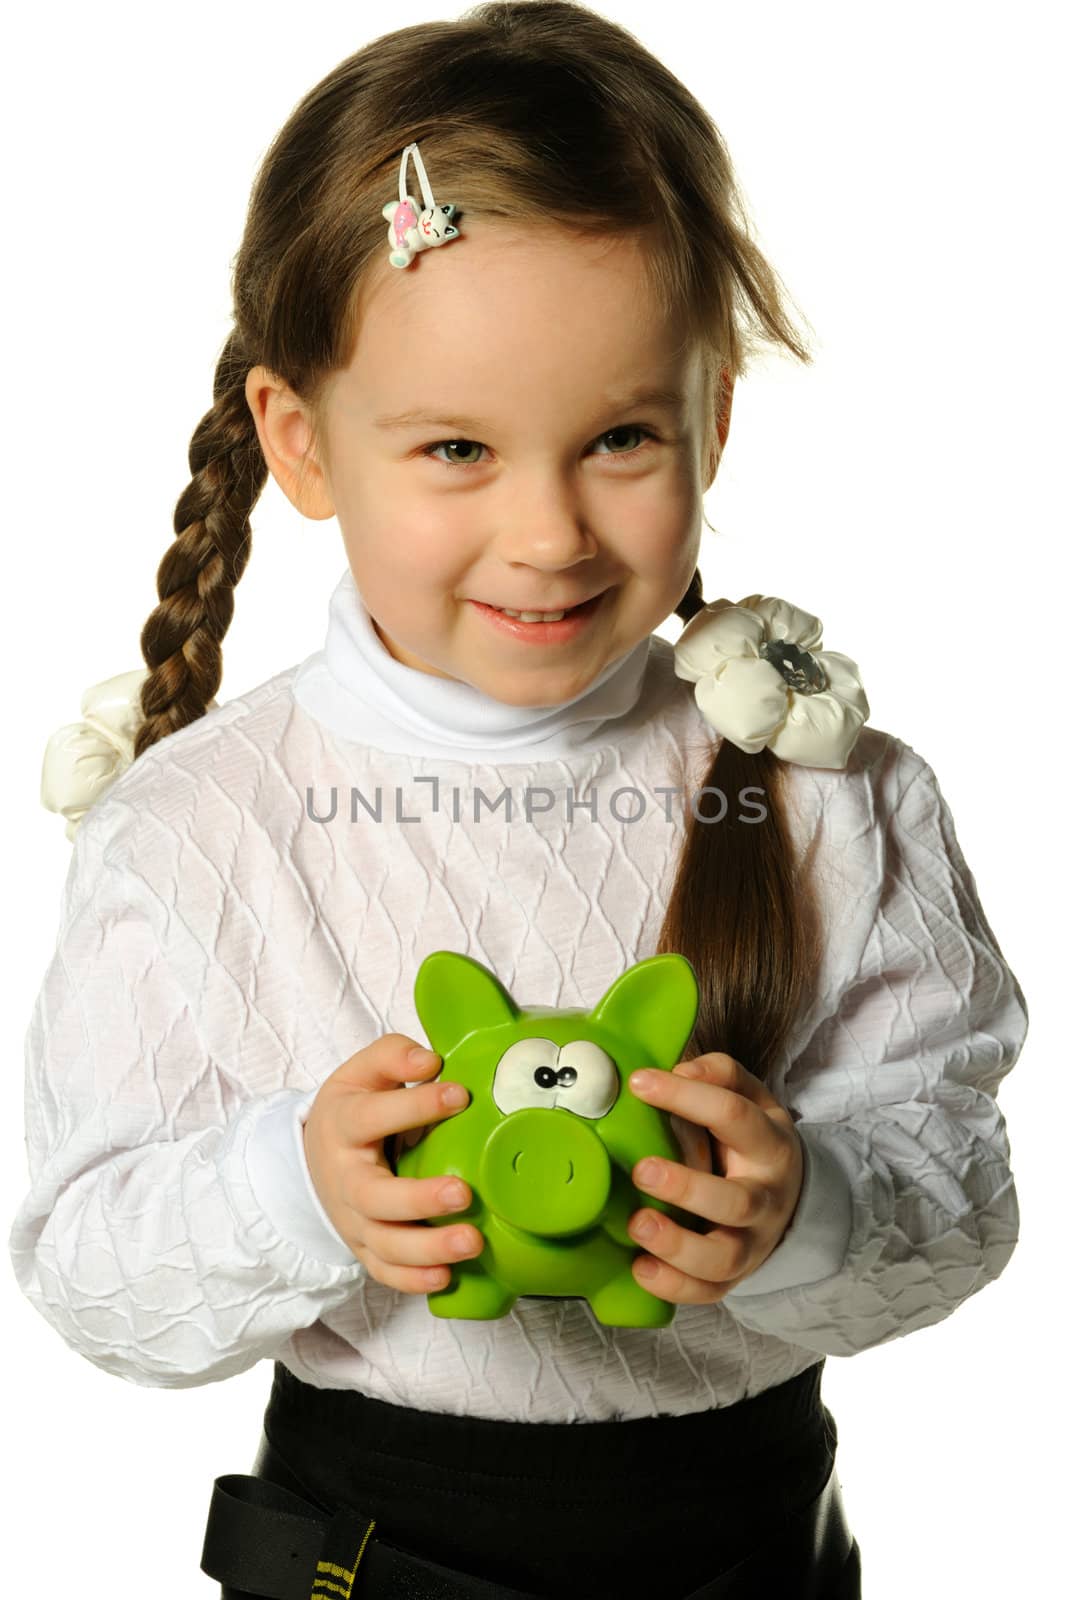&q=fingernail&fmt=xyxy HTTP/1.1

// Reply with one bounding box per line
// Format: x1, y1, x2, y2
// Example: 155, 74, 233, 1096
635, 1160, 664, 1188
409, 1046, 439, 1066
442, 1083, 468, 1107
441, 1181, 468, 1209
630, 1071, 654, 1093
